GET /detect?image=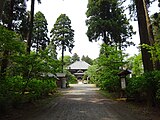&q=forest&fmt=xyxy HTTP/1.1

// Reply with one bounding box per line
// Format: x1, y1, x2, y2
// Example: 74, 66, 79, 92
1, 0, 160, 113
